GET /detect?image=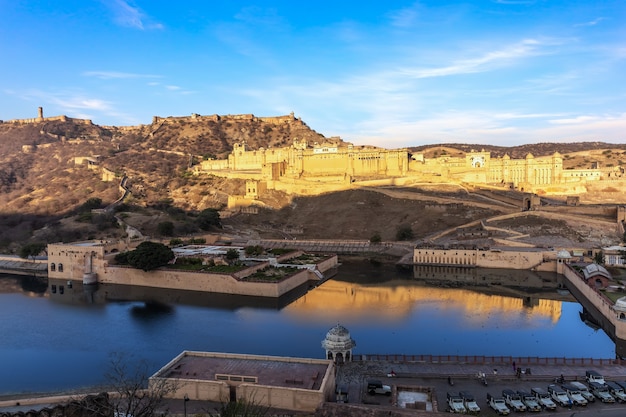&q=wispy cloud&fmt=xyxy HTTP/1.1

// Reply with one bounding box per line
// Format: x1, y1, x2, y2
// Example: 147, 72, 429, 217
575, 17, 605, 27
388, 4, 421, 28
399, 39, 548, 79
83, 71, 162, 80
234, 6, 285, 28
549, 115, 603, 124
493, 0, 536, 4
104, 0, 163, 30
